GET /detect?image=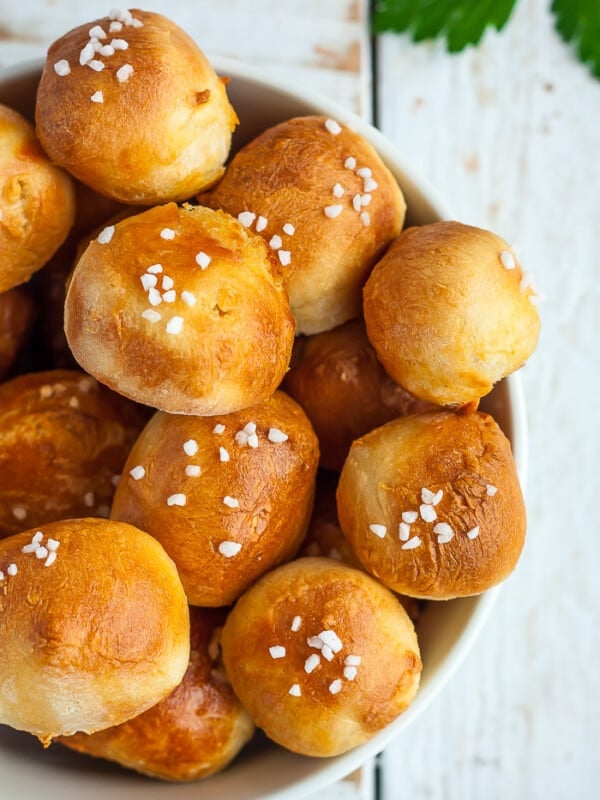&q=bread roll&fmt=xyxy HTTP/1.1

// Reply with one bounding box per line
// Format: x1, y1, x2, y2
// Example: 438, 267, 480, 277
0, 103, 75, 292
221, 557, 421, 757
0, 518, 190, 742
336, 410, 526, 599
35, 10, 238, 204
0, 287, 36, 379
60, 607, 254, 781
363, 221, 541, 406
205, 115, 405, 334
0, 370, 147, 537
284, 320, 436, 470
111, 391, 319, 606
64, 203, 295, 415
